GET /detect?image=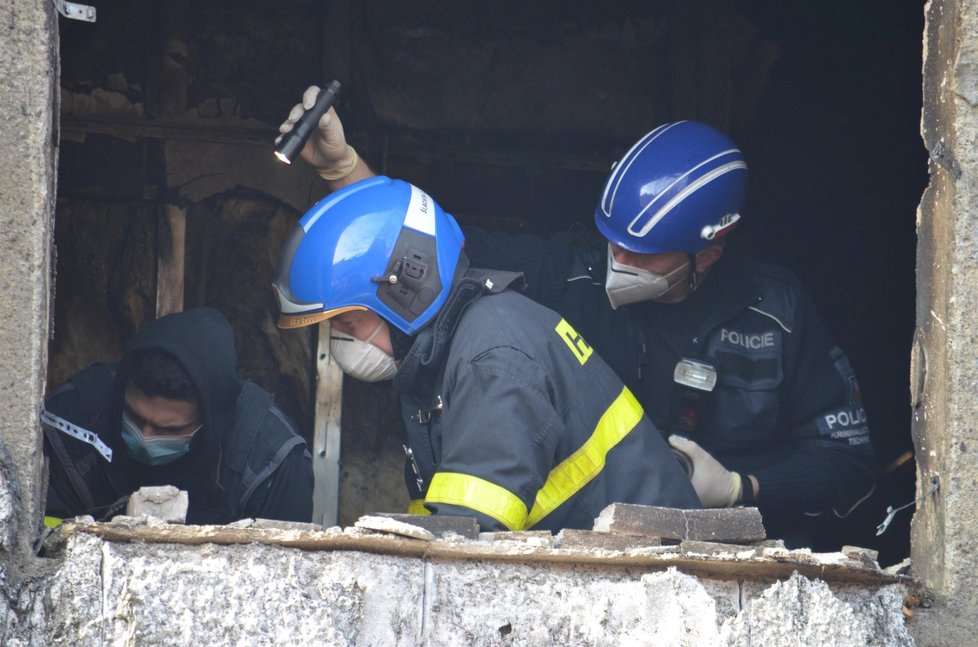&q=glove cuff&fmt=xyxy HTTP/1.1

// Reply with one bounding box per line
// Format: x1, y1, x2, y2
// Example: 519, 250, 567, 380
740, 473, 756, 505
725, 471, 743, 507
317, 145, 359, 181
